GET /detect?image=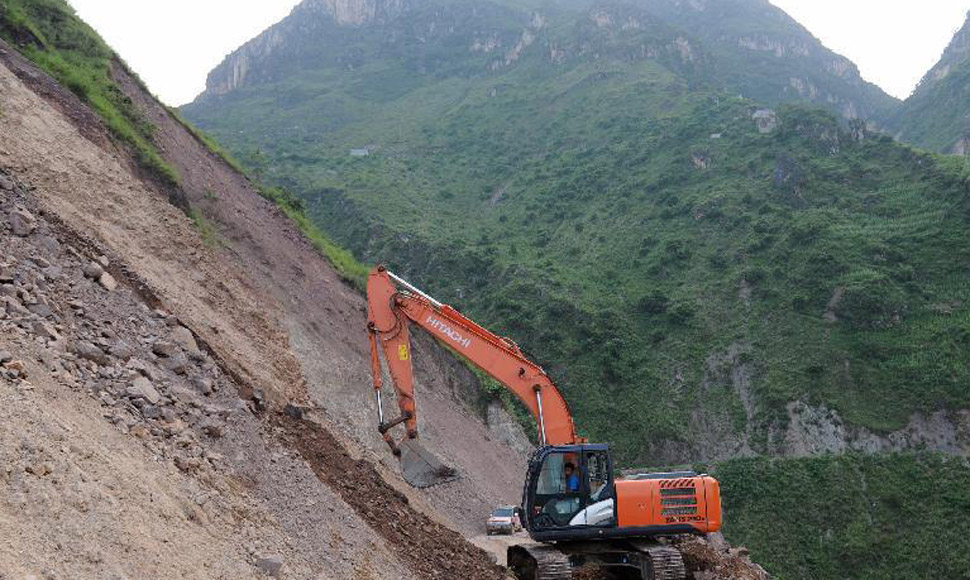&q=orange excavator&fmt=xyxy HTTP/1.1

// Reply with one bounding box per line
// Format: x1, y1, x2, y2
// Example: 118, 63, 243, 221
366, 266, 721, 580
